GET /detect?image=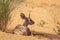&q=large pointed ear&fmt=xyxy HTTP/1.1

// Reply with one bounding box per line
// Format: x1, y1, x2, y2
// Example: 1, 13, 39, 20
20, 13, 26, 19
29, 13, 30, 19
